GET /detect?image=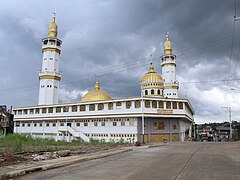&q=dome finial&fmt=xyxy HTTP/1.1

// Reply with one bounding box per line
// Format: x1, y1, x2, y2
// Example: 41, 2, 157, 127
164, 32, 172, 55
149, 53, 155, 72
95, 81, 100, 90
48, 12, 58, 38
